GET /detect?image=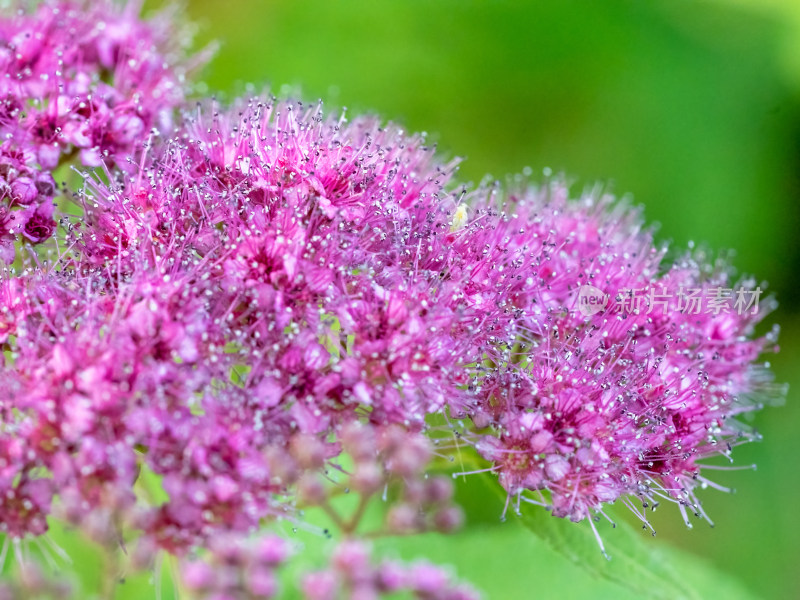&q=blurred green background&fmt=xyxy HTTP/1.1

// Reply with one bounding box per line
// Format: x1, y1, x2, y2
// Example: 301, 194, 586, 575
167, 0, 799, 597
